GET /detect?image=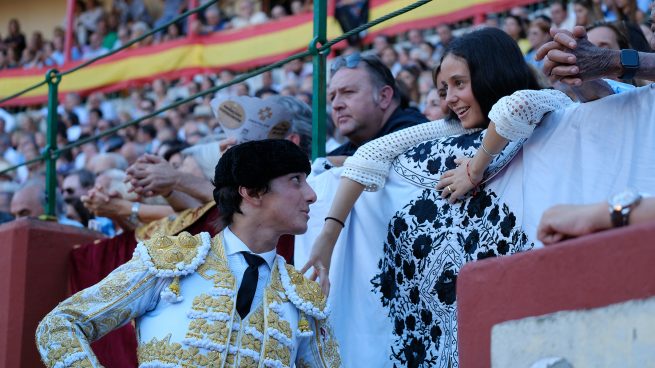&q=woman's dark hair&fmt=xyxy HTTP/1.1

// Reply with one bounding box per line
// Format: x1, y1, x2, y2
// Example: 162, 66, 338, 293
505, 14, 527, 39
442, 27, 540, 126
